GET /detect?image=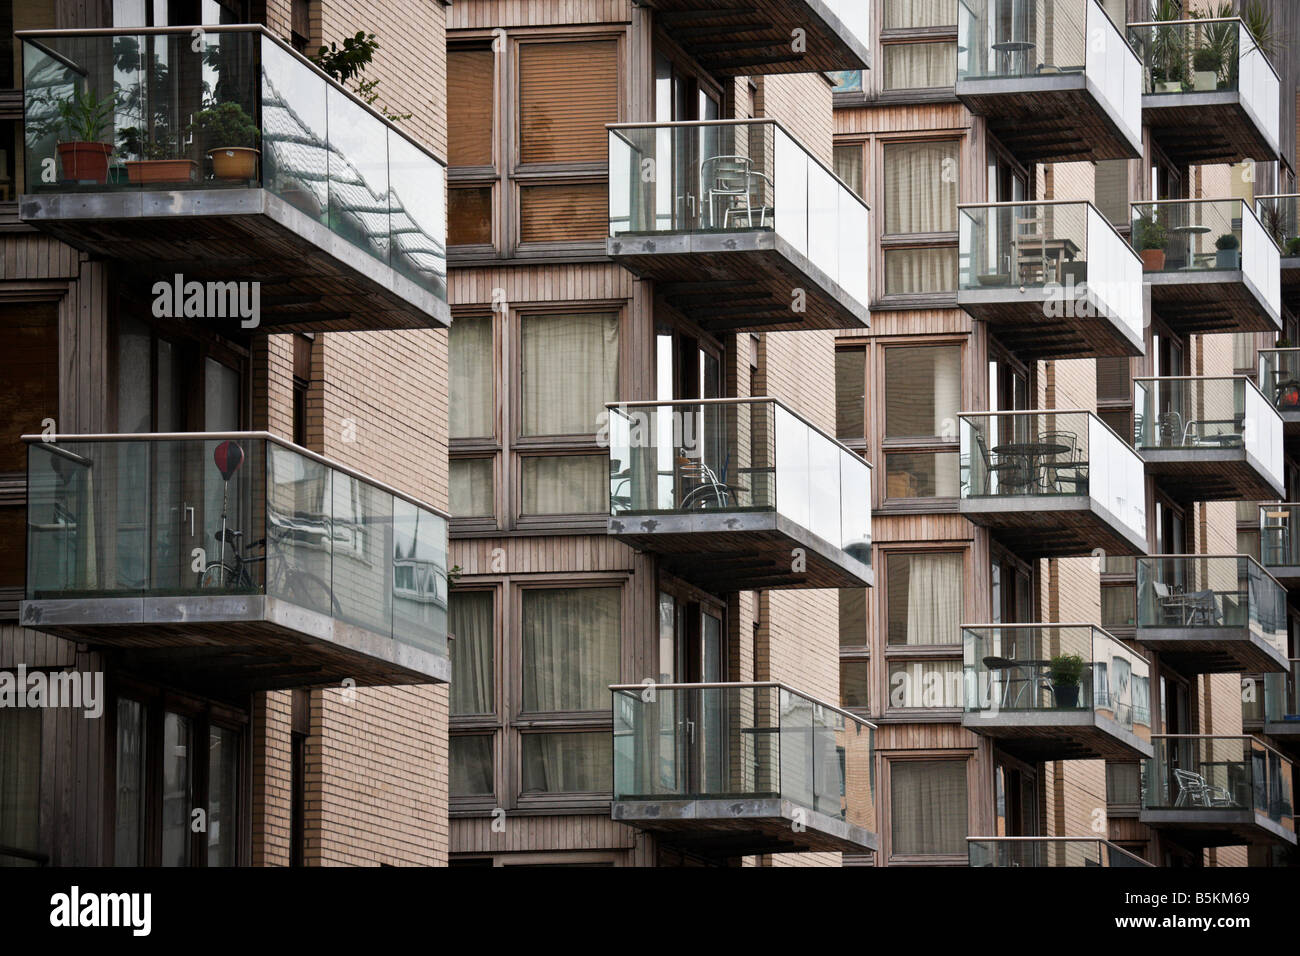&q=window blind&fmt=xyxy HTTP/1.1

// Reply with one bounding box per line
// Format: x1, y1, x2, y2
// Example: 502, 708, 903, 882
448, 48, 494, 167
518, 41, 618, 164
